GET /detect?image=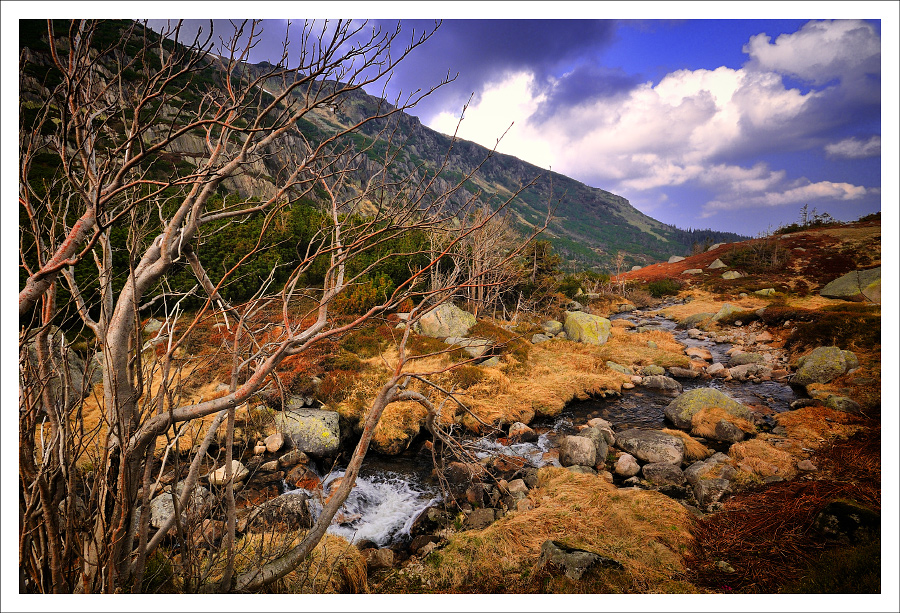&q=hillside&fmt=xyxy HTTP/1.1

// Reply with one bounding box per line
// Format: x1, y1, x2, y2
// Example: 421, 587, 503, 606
19, 19, 745, 272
